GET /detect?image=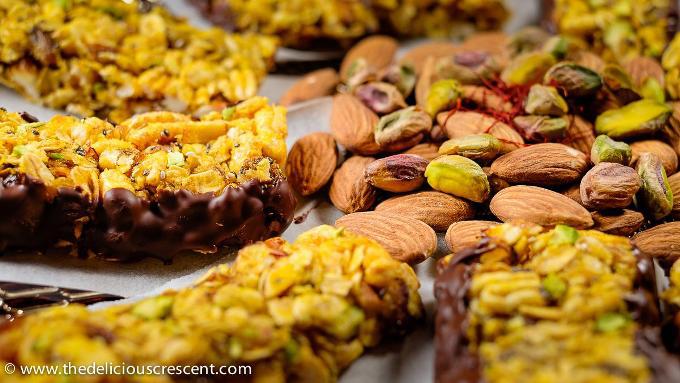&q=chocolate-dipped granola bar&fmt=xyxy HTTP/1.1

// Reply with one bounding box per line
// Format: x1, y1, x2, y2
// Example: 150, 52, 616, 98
0, 225, 423, 382
435, 222, 680, 383
0, 97, 295, 262
0, 0, 277, 123
190, 0, 508, 48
